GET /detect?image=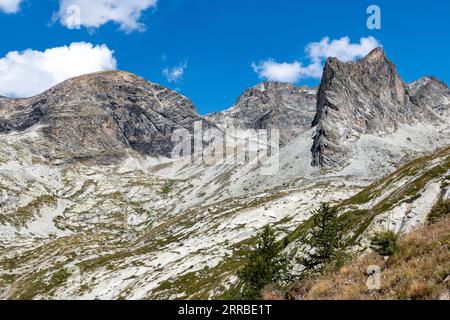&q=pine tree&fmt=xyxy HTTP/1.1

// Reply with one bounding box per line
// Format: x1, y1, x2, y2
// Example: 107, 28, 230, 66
238, 225, 290, 299
300, 203, 348, 273
370, 230, 398, 256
